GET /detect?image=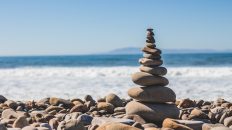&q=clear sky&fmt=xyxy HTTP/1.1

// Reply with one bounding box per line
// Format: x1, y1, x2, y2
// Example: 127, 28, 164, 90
0, 0, 232, 56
